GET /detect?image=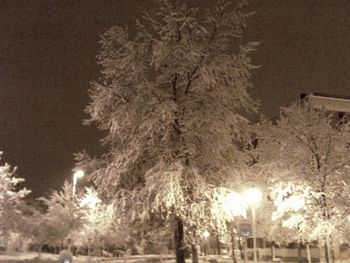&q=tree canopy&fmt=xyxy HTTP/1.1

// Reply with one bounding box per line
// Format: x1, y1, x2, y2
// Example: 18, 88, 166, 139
38, 181, 84, 248
77, 1, 258, 262
0, 158, 30, 250
251, 103, 350, 262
